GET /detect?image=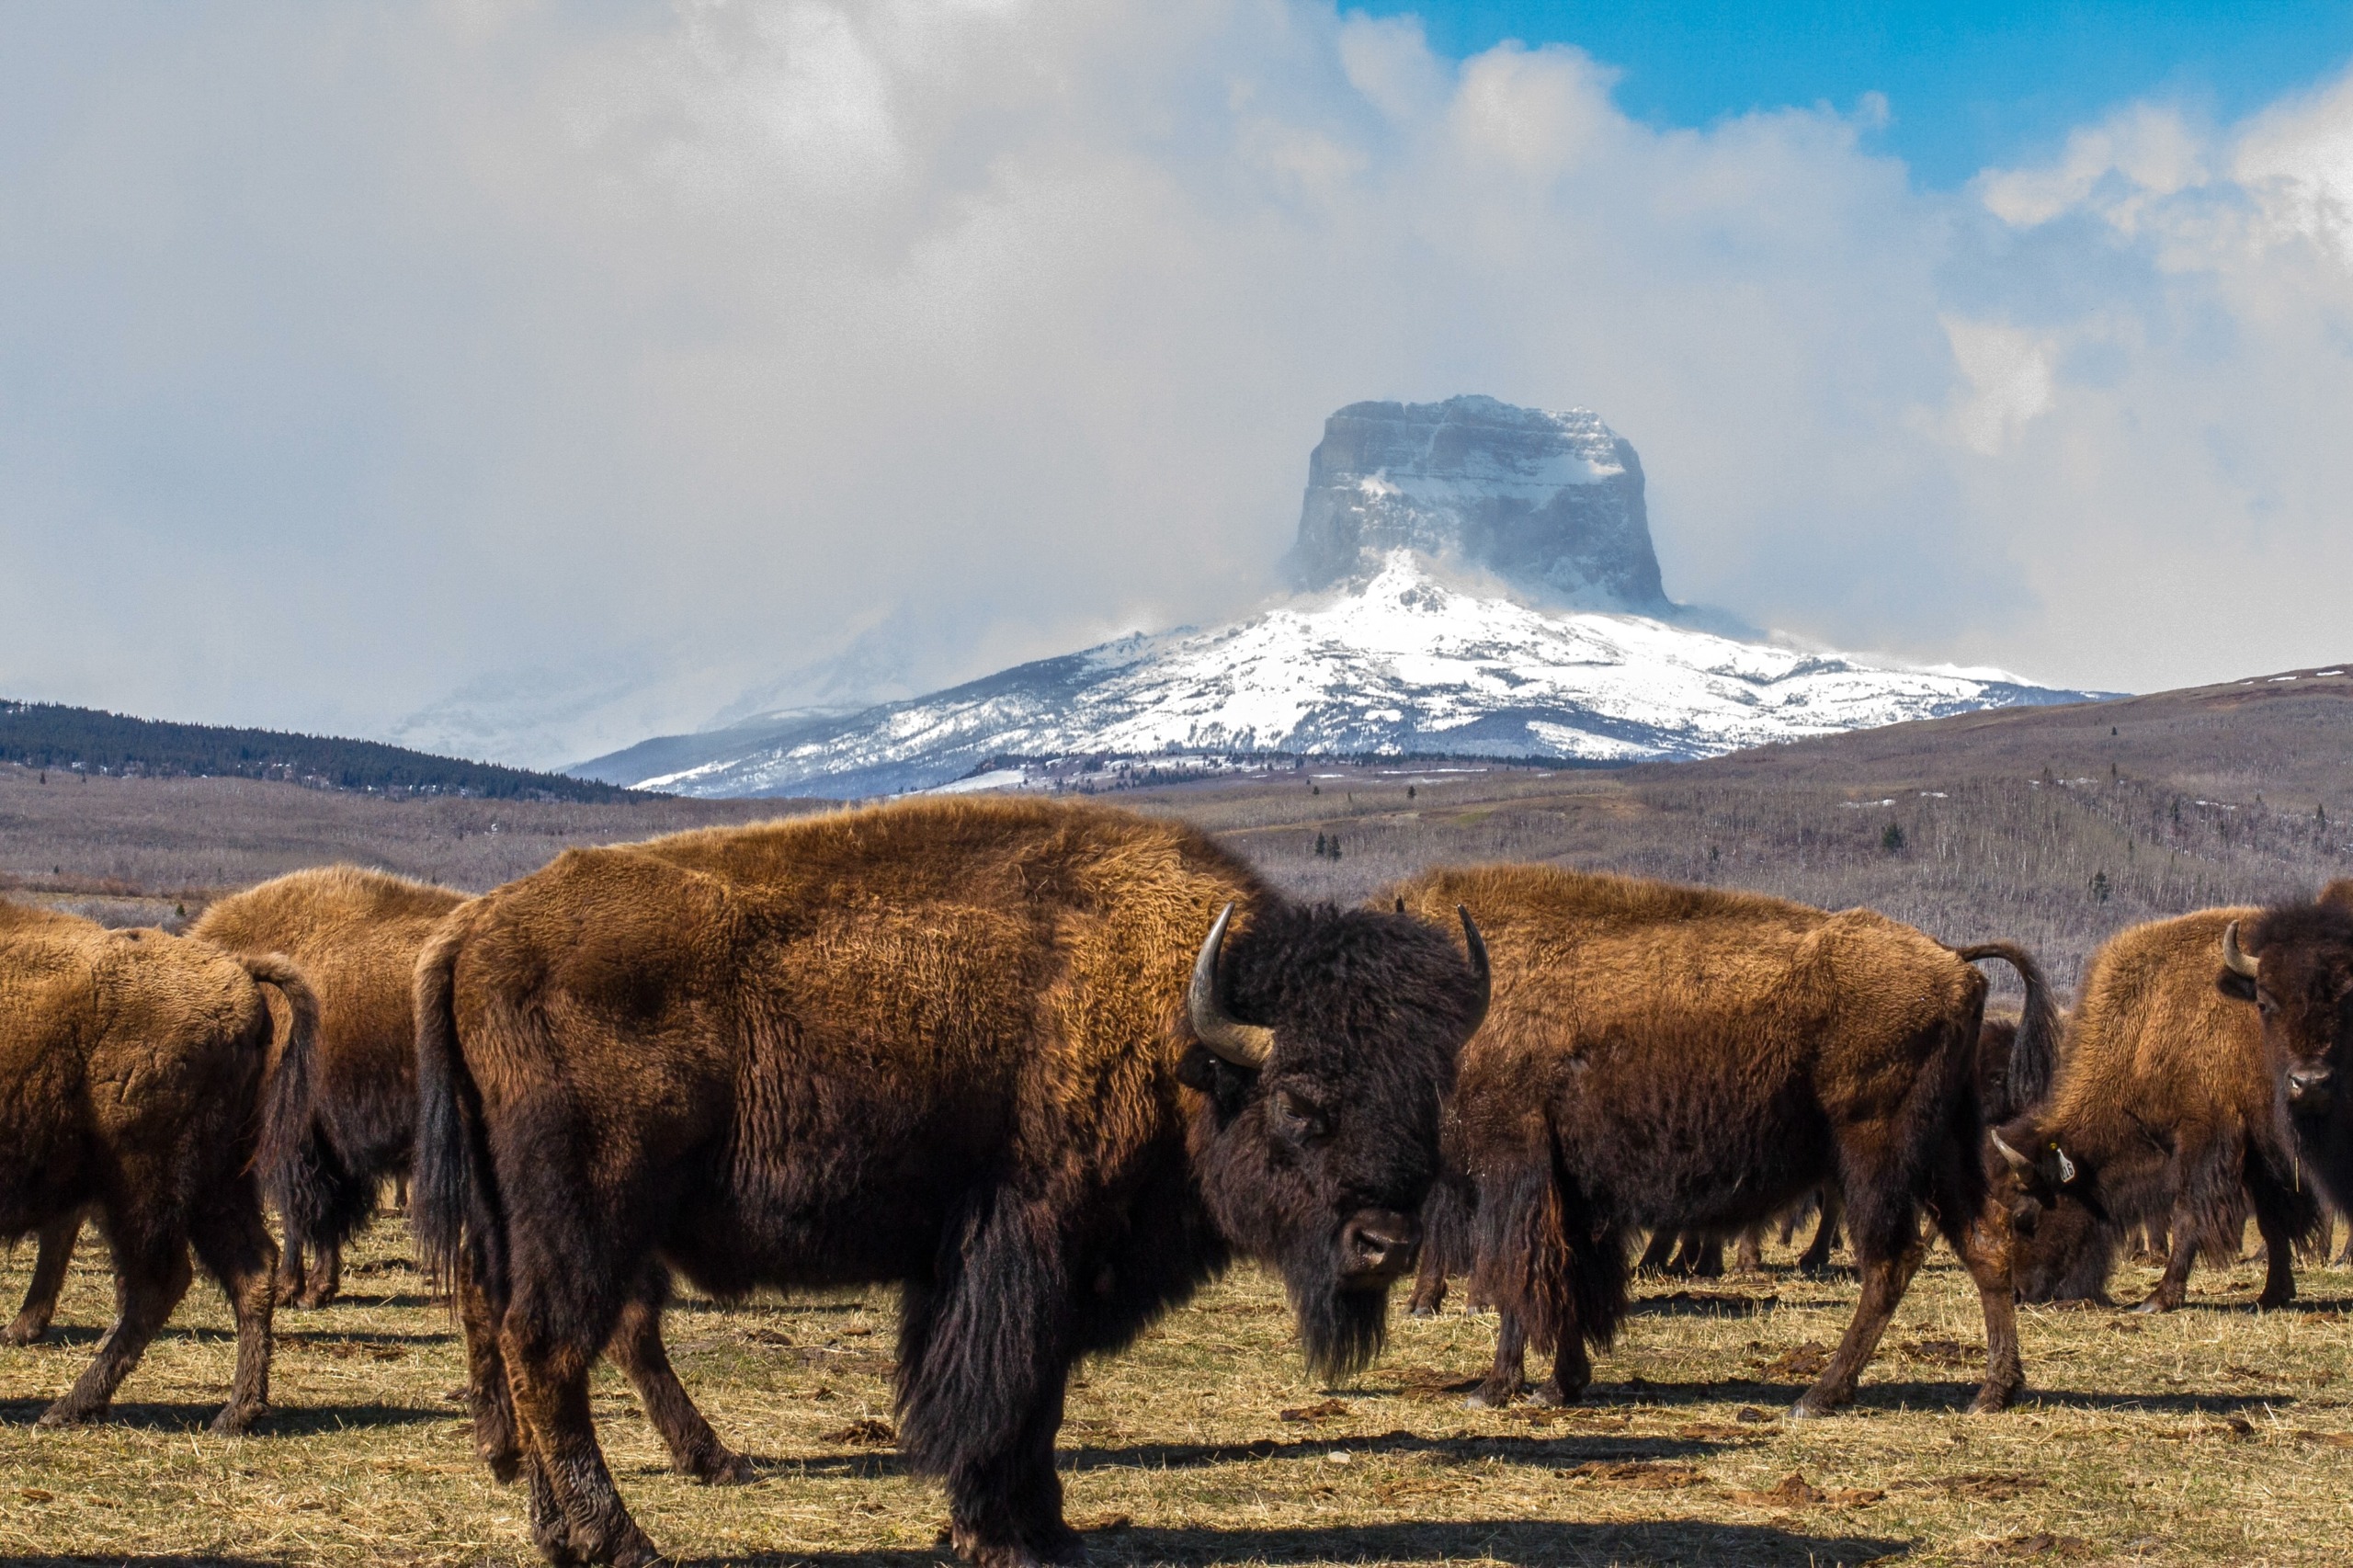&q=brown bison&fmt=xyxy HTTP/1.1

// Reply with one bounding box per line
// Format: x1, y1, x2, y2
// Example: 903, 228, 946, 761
191, 864, 752, 1484
191, 865, 467, 1306
1392, 866, 2052, 1418
2216, 879, 2353, 1248
412, 798, 1490, 1568
0, 899, 315, 1432
1997, 907, 2320, 1311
